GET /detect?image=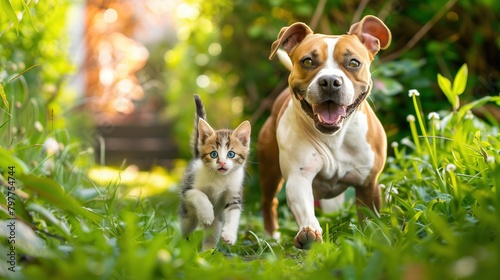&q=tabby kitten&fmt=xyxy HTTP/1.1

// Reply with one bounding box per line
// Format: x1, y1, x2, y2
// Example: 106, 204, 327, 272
179, 94, 251, 250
